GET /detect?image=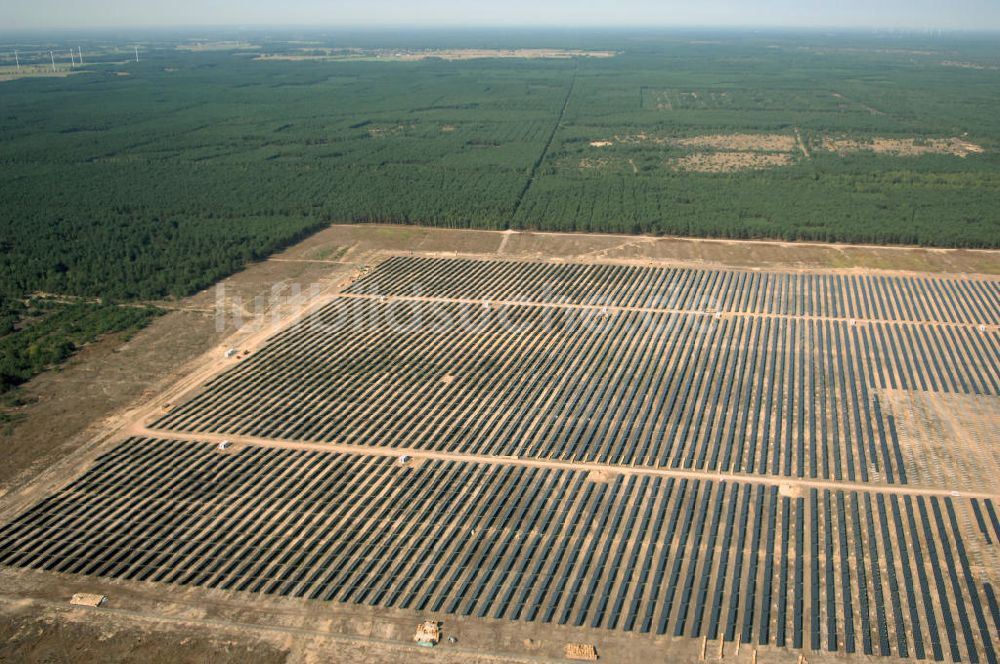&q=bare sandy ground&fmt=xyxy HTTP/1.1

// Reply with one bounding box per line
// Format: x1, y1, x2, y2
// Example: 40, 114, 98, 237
587, 131, 985, 171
